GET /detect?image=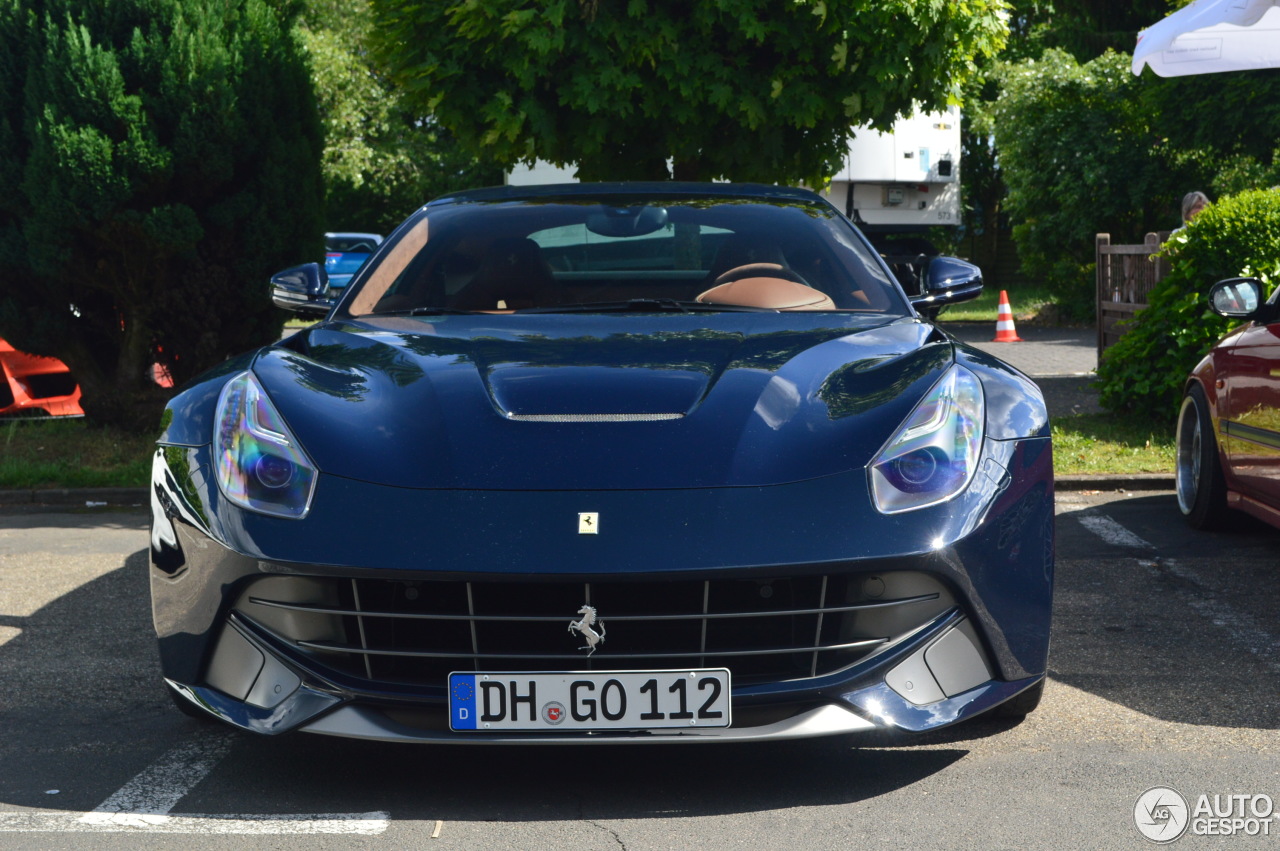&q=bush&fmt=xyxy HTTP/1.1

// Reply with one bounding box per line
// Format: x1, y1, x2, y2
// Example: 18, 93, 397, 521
1096, 189, 1280, 419
0, 0, 324, 430
993, 50, 1208, 320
